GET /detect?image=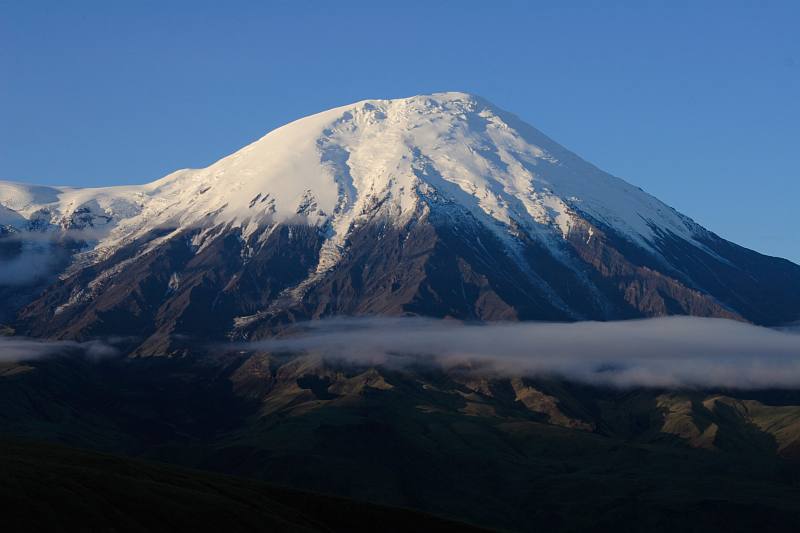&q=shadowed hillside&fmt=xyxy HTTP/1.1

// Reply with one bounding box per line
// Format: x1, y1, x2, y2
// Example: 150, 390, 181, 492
3, 354, 800, 531
0, 437, 485, 532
